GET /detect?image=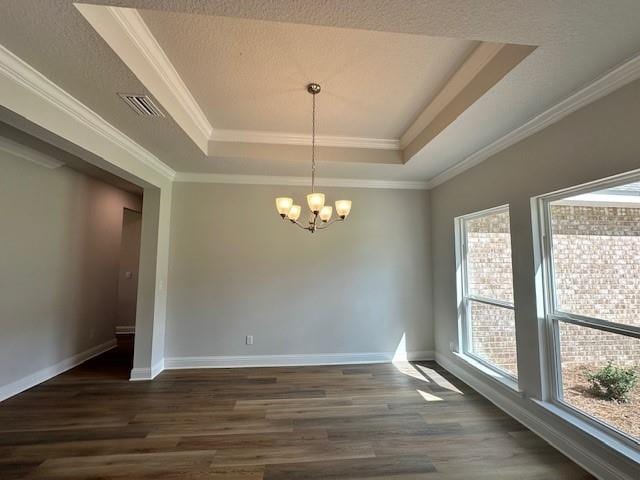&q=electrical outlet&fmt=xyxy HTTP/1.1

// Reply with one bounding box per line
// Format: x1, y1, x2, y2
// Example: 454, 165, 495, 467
246, 335, 254, 345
